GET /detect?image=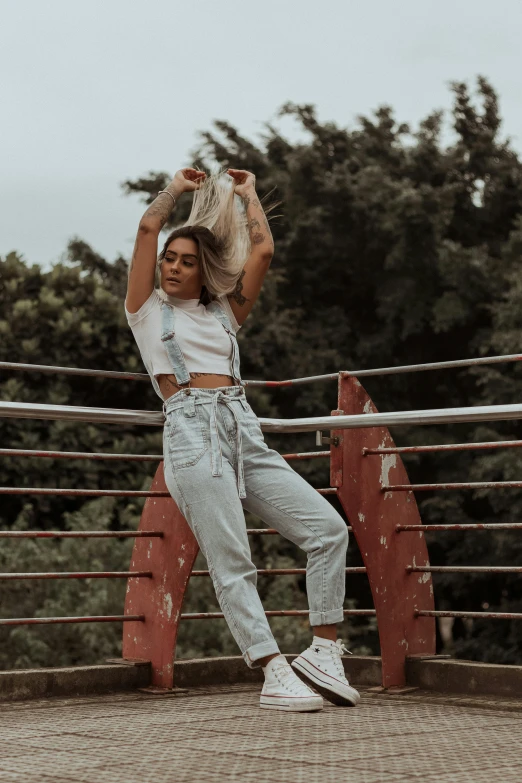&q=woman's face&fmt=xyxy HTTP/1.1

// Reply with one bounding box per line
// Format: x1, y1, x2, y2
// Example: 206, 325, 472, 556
160, 237, 203, 299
